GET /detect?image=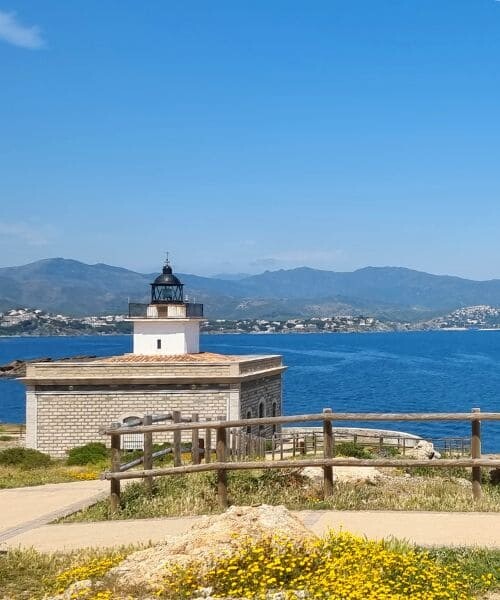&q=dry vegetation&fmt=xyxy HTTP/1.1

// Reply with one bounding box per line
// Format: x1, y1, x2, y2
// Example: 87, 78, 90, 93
0, 463, 100, 488
62, 467, 500, 523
